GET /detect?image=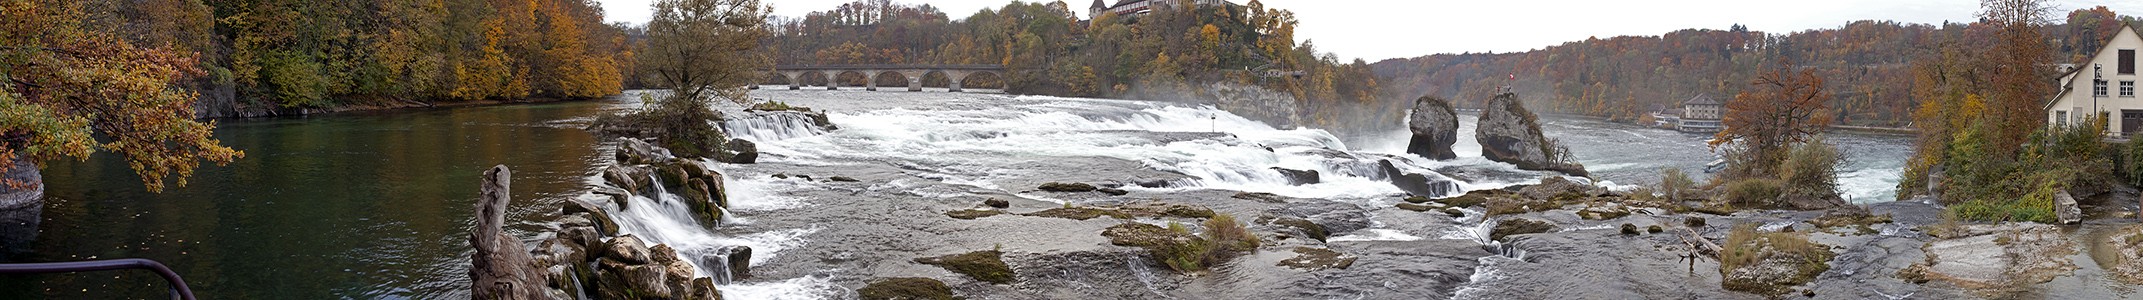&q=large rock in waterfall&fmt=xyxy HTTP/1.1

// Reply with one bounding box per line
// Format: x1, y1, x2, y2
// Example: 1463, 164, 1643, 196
1474, 91, 1588, 177
1406, 96, 1460, 160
